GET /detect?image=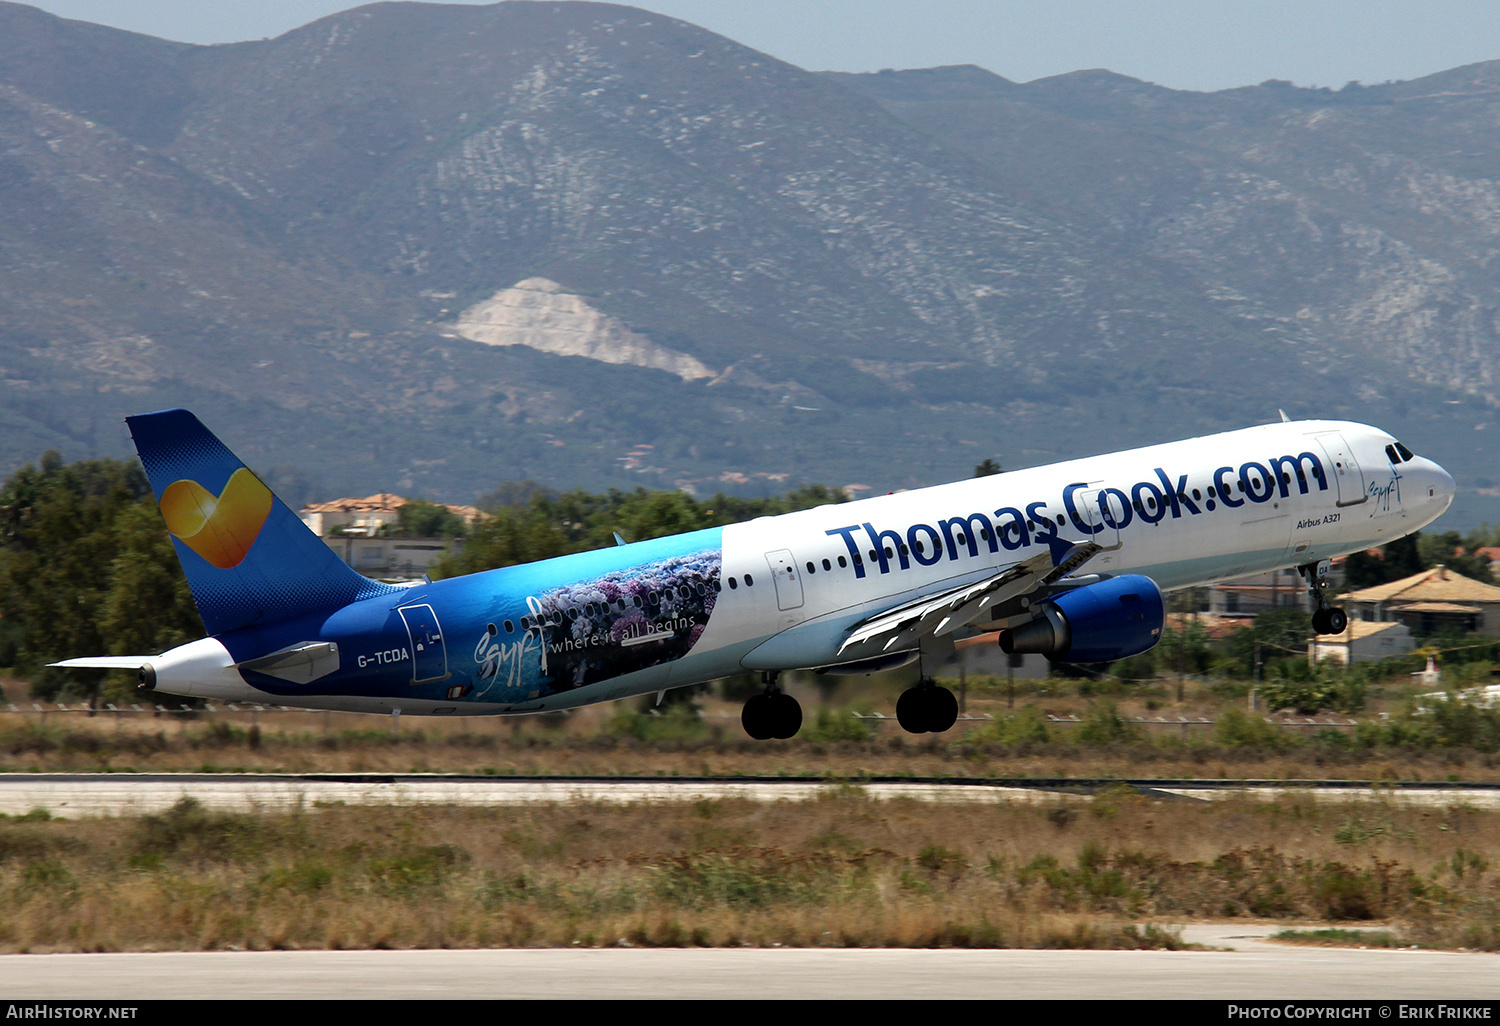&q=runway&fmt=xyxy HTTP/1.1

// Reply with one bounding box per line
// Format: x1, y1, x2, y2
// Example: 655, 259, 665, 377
0, 773, 1494, 818
0, 926, 1495, 999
